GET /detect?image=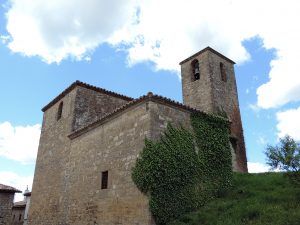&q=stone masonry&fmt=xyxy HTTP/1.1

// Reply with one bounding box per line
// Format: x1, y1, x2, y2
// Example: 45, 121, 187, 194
11, 201, 26, 225
180, 47, 247, 172
28, 47, 248, 225
0, 184, 21, 225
